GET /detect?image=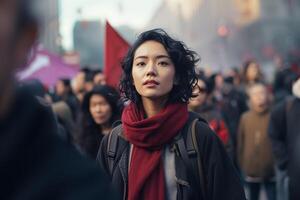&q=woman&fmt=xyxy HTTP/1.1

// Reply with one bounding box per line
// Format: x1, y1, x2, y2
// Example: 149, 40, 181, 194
189, 75, 231, 149
97, 29, 245, 200
76, 85, 122, 159
54, 78, 80, 120
242, 60, 264, 89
